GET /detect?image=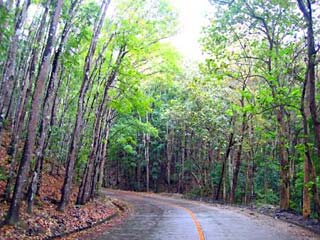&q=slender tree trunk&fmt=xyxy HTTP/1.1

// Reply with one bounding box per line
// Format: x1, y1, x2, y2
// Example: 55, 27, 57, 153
216, 131, 234, 200
229, 138, 243, 203
96, 111, 113, 192
166, 122, 173, 192
244, 154, 251, 204
90, 110, 113, 195
276, 107, 290, 210
230, 111, 246, 203
244, 122, 255, 204
137, 136, 142, 190
178, 126, 186, 193
301, 64, 312, 218
5, 0, 62, 224
144, 114, 150, 192
297, 1, 320, 218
